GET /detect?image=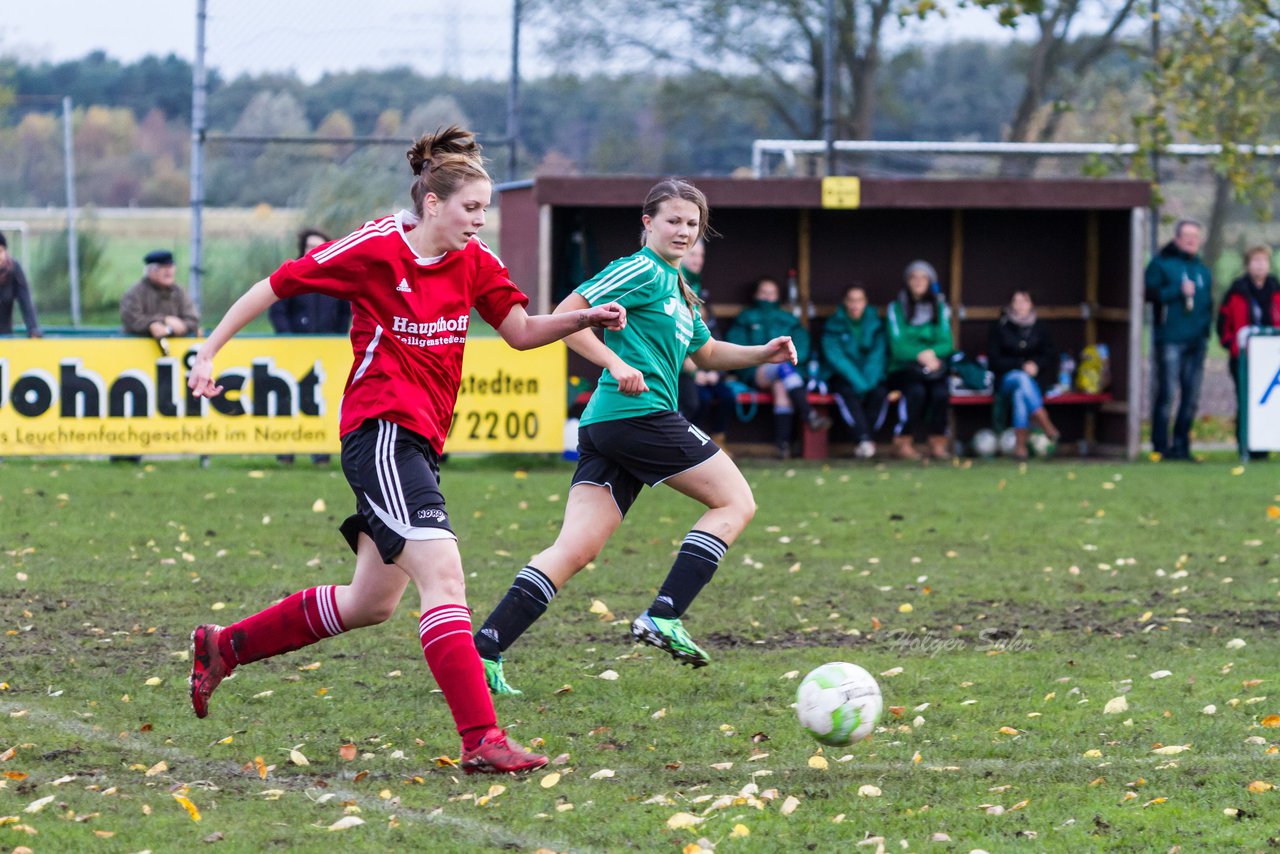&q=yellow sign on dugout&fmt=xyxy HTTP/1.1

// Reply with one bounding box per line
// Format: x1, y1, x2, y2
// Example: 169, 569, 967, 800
0, 337, 565, 456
